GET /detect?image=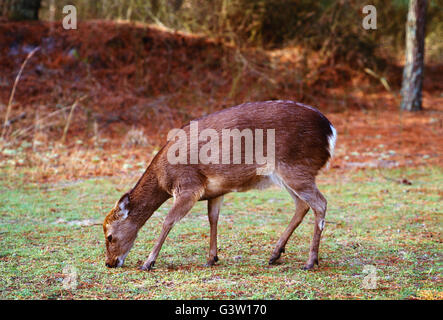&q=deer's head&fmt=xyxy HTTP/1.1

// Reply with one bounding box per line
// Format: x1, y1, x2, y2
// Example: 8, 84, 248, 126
103, 193, 138, 268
